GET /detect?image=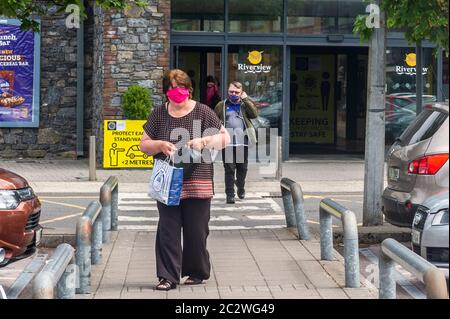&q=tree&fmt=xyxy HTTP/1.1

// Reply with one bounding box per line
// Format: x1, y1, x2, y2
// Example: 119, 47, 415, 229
354, 0, 449, 226
354, 0, 449, 53
0, 0, 146, 31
